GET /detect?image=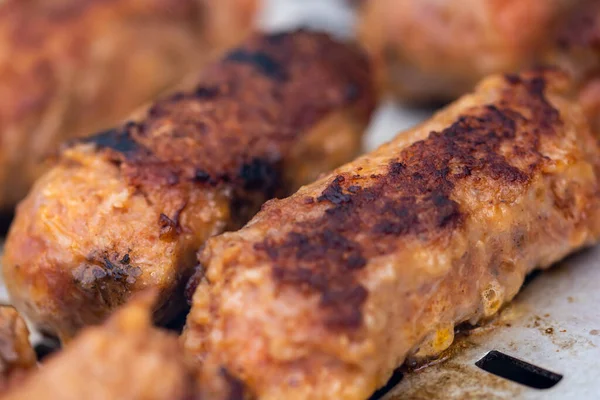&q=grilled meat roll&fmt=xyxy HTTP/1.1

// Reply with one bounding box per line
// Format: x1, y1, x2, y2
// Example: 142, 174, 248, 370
0, 0, 257, 209
1, 292, 197, 400
3, 31, 375, 341
356, 0, 600, 110
183, 69, 600, 400
0, 307, 36, 392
